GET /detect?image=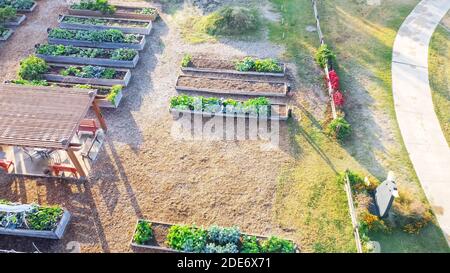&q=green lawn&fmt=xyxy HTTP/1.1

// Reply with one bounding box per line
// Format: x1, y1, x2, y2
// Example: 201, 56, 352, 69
429, 13, 450, 146
269, 0, 449, 252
